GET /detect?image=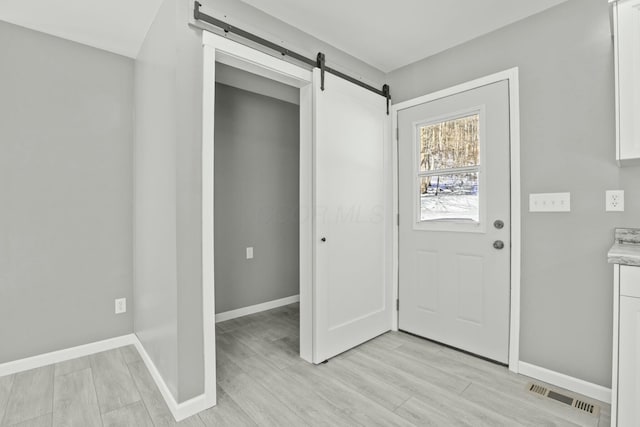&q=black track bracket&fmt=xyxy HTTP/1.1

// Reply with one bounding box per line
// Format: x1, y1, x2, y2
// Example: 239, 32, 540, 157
383, 84, 391, 115
193, 1, 391, 112
316, 52, 326, 91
